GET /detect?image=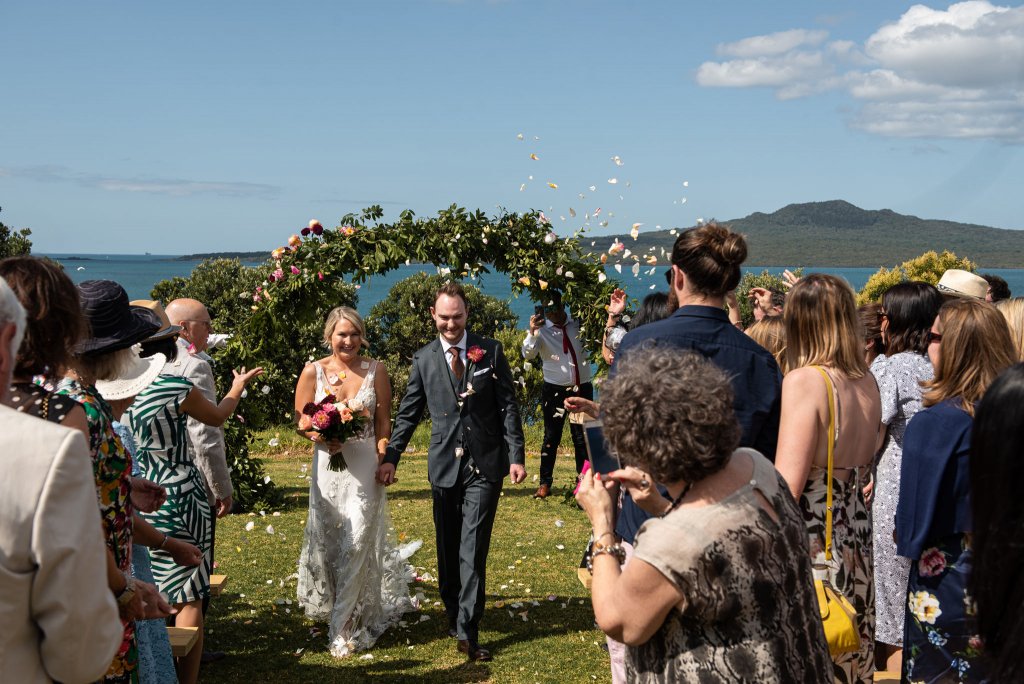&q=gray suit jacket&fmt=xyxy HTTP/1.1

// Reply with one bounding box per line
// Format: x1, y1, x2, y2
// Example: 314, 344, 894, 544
0, 405, 121, 683
385, 333, 525, 487
162, 338, 232, 505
